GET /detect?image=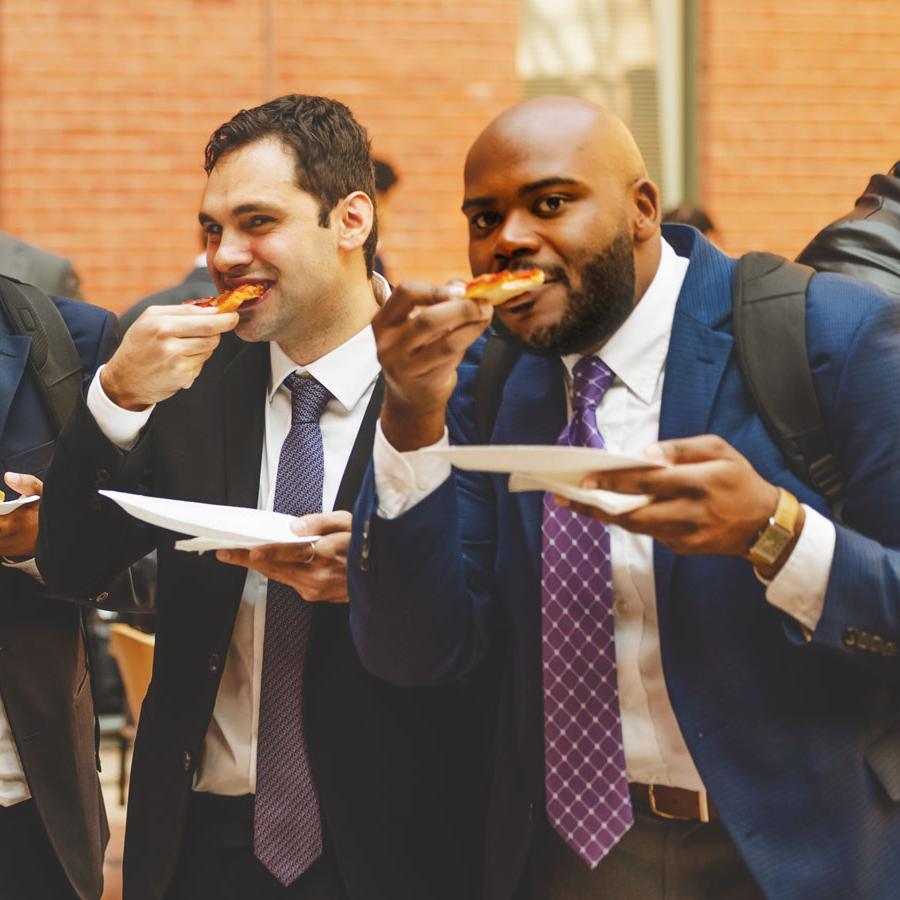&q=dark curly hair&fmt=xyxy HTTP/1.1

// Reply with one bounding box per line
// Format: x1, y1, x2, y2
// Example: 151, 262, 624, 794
205, 94, 377, 275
